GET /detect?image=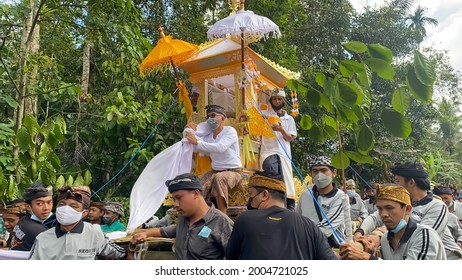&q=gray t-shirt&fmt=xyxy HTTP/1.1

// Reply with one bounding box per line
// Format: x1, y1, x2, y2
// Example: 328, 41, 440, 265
160, 205, 233, 260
